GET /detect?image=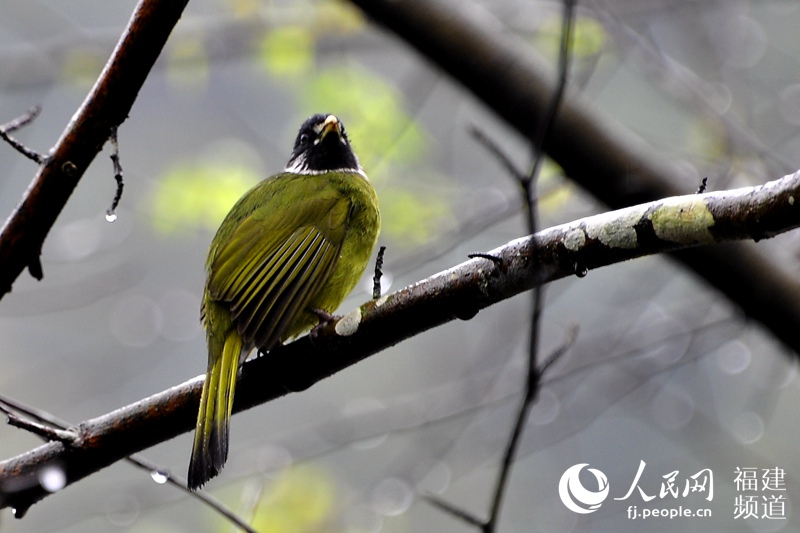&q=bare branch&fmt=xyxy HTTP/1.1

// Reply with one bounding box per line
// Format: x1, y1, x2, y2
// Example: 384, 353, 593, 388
1, 171, 799, 512
0, 0, 189, 298
0, 395, 257, 532
3, 413, 78, 445
424, 493, 486, 527
106, 126, 124, 222
0, 106, 45, 164
0, 106, 41, 134
372, 245, 387, 299
484, 4, 576, 530
468, 126, 527, 183
346, 0, 800, 358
